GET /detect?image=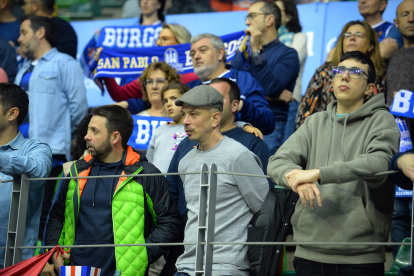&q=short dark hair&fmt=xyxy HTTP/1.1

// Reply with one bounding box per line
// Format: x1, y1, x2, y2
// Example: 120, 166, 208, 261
257, 1, 282, 30
210, 78, 241, 103
91, 105, 134, 149
339, 51, 376, 84
70, 112, 93, 160
161, 83, 190, 101
0, 83, 29, 126
279, 0, 302, 33
37, 0, 55, 14
23, 15, 56, 47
